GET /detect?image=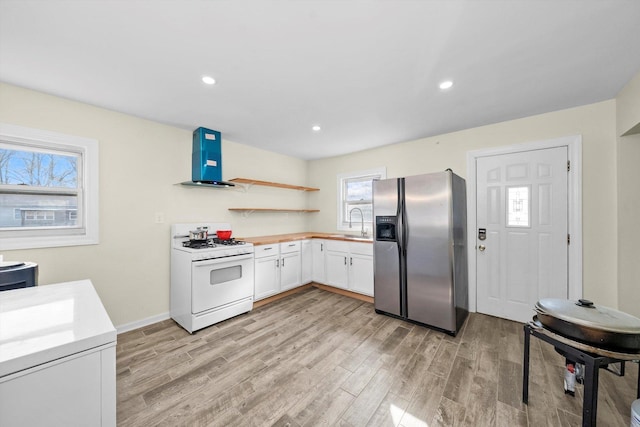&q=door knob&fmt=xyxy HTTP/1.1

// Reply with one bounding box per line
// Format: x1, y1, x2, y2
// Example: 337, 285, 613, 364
478, 245, 486, 251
